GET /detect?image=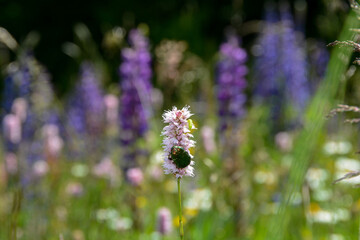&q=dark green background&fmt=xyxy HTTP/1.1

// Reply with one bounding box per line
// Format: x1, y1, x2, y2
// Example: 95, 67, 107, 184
0, 0, 346, 96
